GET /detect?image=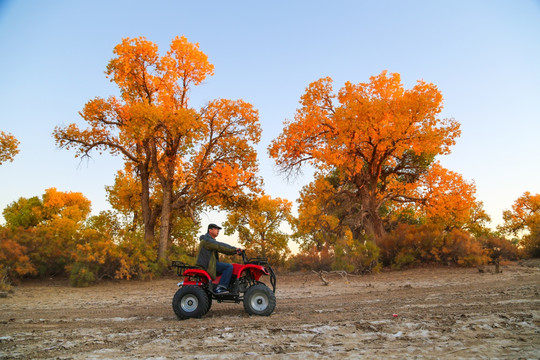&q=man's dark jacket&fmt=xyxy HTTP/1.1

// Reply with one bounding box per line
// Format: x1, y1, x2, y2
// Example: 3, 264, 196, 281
195, 232, 236, 279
